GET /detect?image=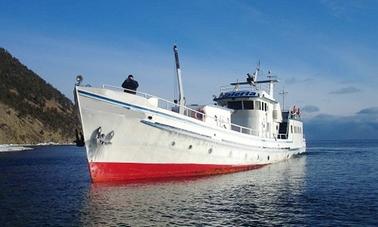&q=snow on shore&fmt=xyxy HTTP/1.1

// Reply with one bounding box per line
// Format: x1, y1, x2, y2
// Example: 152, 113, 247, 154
0, 142, 76, 152
0, 144, 33, 152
